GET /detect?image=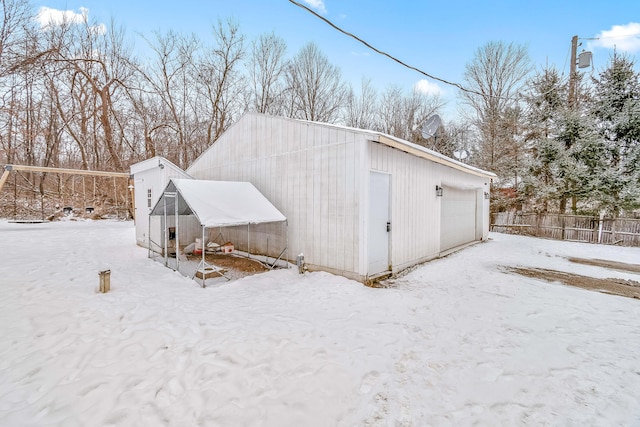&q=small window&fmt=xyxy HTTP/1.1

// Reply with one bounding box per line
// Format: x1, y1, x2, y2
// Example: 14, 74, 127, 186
147, 189, 152, 208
